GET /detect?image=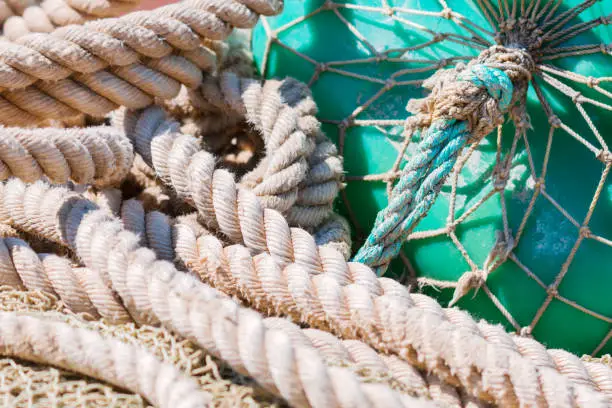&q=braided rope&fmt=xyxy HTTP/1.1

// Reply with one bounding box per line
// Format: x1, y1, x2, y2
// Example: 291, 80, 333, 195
0, 125, 133, 186
354, 48, 532, 275
0, 0, 282, 125
2, 0, 140, 42
0, 312, 212, 408
0, 179, 434, 408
